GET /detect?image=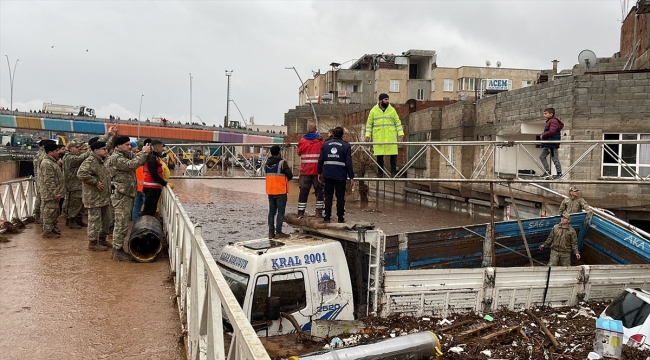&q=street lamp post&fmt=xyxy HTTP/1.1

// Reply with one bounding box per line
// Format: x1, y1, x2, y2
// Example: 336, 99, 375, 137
5, 56, 19, 112
285, 66, 318, 129
225, 70, 233, 128
138, 94, 144, 139
189, 73, 193, 125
